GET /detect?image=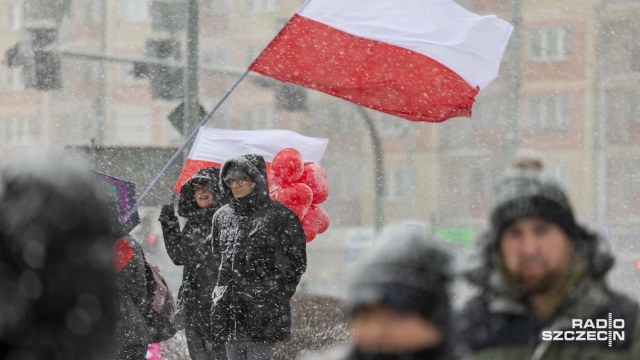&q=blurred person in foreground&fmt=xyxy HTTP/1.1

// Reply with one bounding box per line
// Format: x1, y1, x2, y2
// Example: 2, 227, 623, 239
209, 154, 307, 360
308, 225, 457, 360
459, 159, 640, 359
112, 223, 152, 360
158, 167, 229, 360
0, 152, 116, 360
